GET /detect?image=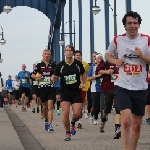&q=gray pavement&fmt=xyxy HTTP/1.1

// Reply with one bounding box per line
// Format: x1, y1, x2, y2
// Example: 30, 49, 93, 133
0, 107, 24, 150
1, 105, 150, 150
